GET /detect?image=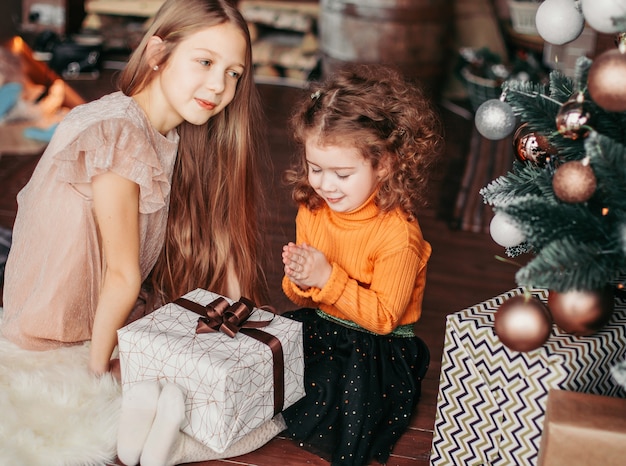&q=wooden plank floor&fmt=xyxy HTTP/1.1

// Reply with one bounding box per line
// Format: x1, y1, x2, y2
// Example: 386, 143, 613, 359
0, 74, 520, 465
